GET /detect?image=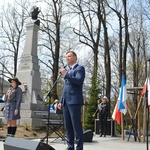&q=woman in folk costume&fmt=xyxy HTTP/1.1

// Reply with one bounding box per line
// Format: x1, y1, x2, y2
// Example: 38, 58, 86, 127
93, 96, 109, 137
3, 77, 22, 137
